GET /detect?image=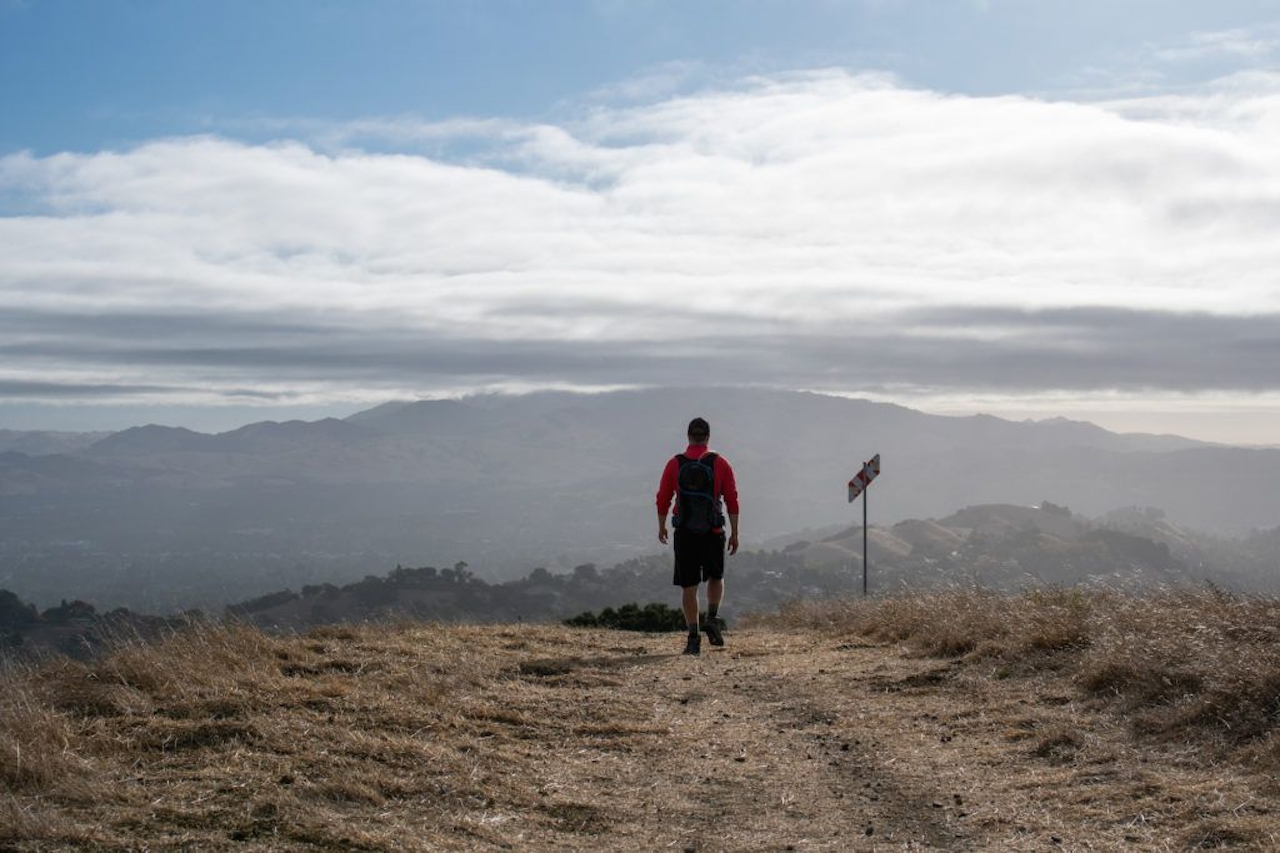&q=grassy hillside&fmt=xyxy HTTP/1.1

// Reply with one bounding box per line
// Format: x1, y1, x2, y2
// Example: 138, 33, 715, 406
3, 590, 1279, 850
